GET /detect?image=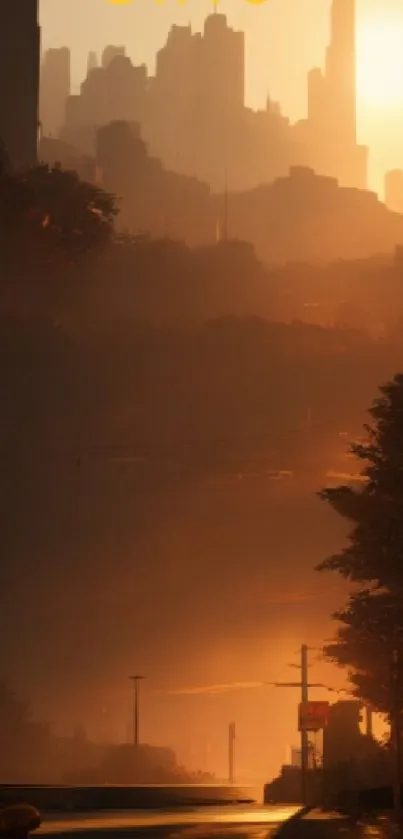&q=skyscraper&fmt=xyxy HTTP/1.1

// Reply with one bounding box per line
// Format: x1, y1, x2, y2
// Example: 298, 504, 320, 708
325, 0, 356, 147
0, 0, 40, 168
305, 0, 367, 189
40, 47, 71, 137
202, 13, 245, 115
